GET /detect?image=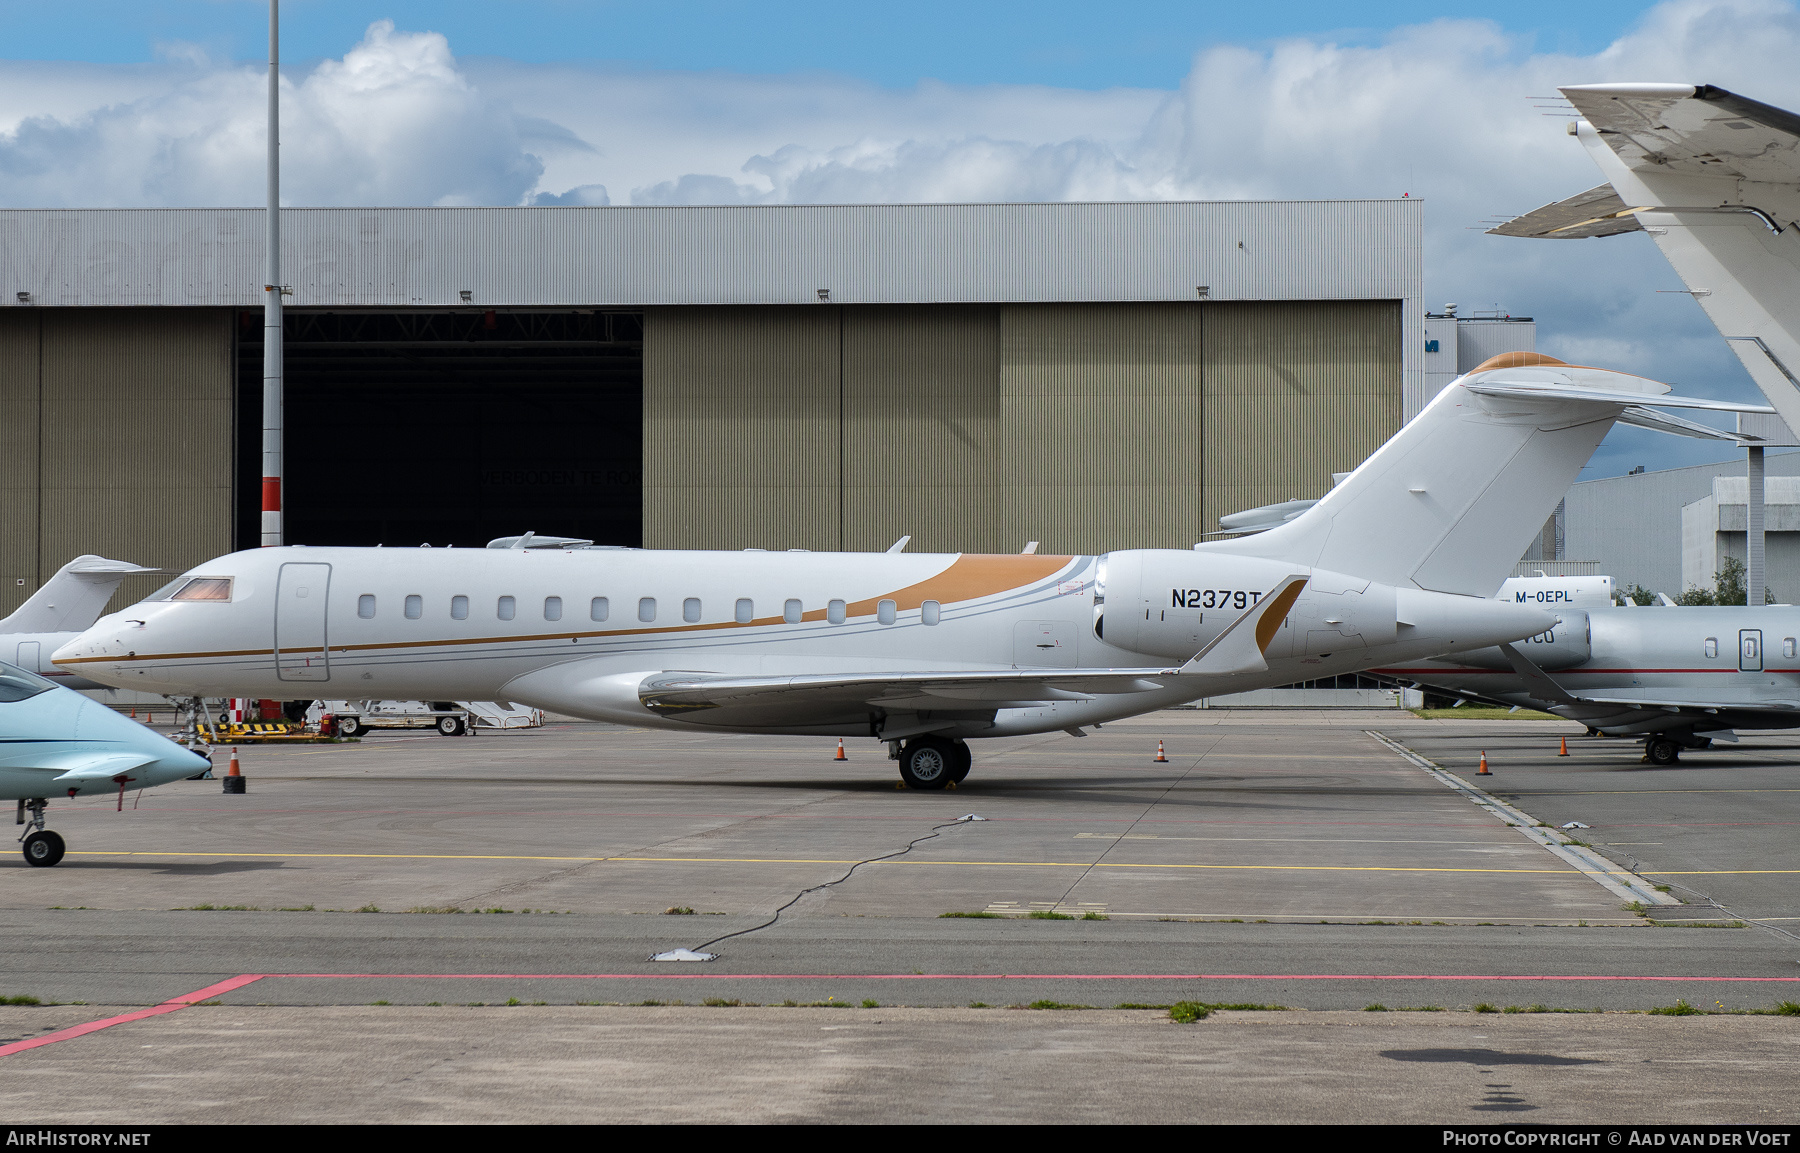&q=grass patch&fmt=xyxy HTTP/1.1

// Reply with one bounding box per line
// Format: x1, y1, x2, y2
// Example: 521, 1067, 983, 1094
664, 906, 694, 916
1407, 707, 1562, 720
425, 1002, 441, 1007
0, 995, 42, 1006
175, 904, 259, 912
1364, 1003, 1390, 1012
505, 998, 523, 1006
369, 1000, 390, 1006
702, 998, 742, 1007
1081, 911, 1109, 921
1473, 1003, 1499, 1014
861, 999, 879, 1009
1169, 1002, 1210, 1024
354, 904, 380, 913
1401, 1006, 1445, 1012
968, 1002, 989, 1009
1028, 910, 1074, 920
407, 906, 464, 914
1648, 1000, 1703, 1016
277, 904, 316, 912
938, 911, 1001, 918
1777, 1002, 1800, 1016
480, 907, 512, 914
1025, 1000, 1092, 1010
